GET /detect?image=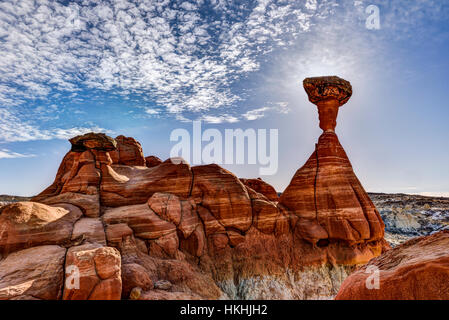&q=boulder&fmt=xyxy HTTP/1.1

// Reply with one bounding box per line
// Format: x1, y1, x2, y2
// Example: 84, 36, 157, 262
336, 231, 449, 300
69, 132, 117, 152
240, 178, 279, 202
0, 202, 82, 254
109, 135, 146, 166
63, 243, 122, 300
0, 245, 66, 300
103, 204, 176, 240
71, 217, 106, 245
121, 263, 153, 298
191, 164, 252, 232
145, 156, 163, 168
